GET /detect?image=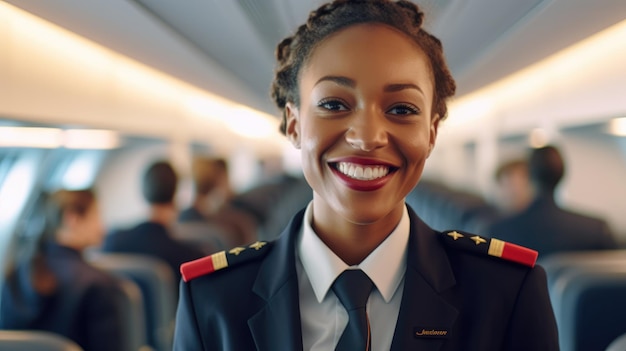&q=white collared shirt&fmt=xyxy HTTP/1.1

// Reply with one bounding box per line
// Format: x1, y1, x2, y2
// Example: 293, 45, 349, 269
296, 202, 410, 351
